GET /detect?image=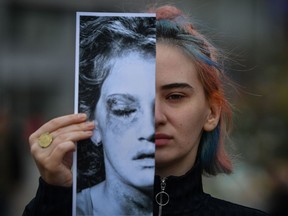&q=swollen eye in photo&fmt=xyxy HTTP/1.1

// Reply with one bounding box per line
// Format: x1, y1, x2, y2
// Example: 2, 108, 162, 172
111, 108, 137, 117
106, 94, 138, 118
